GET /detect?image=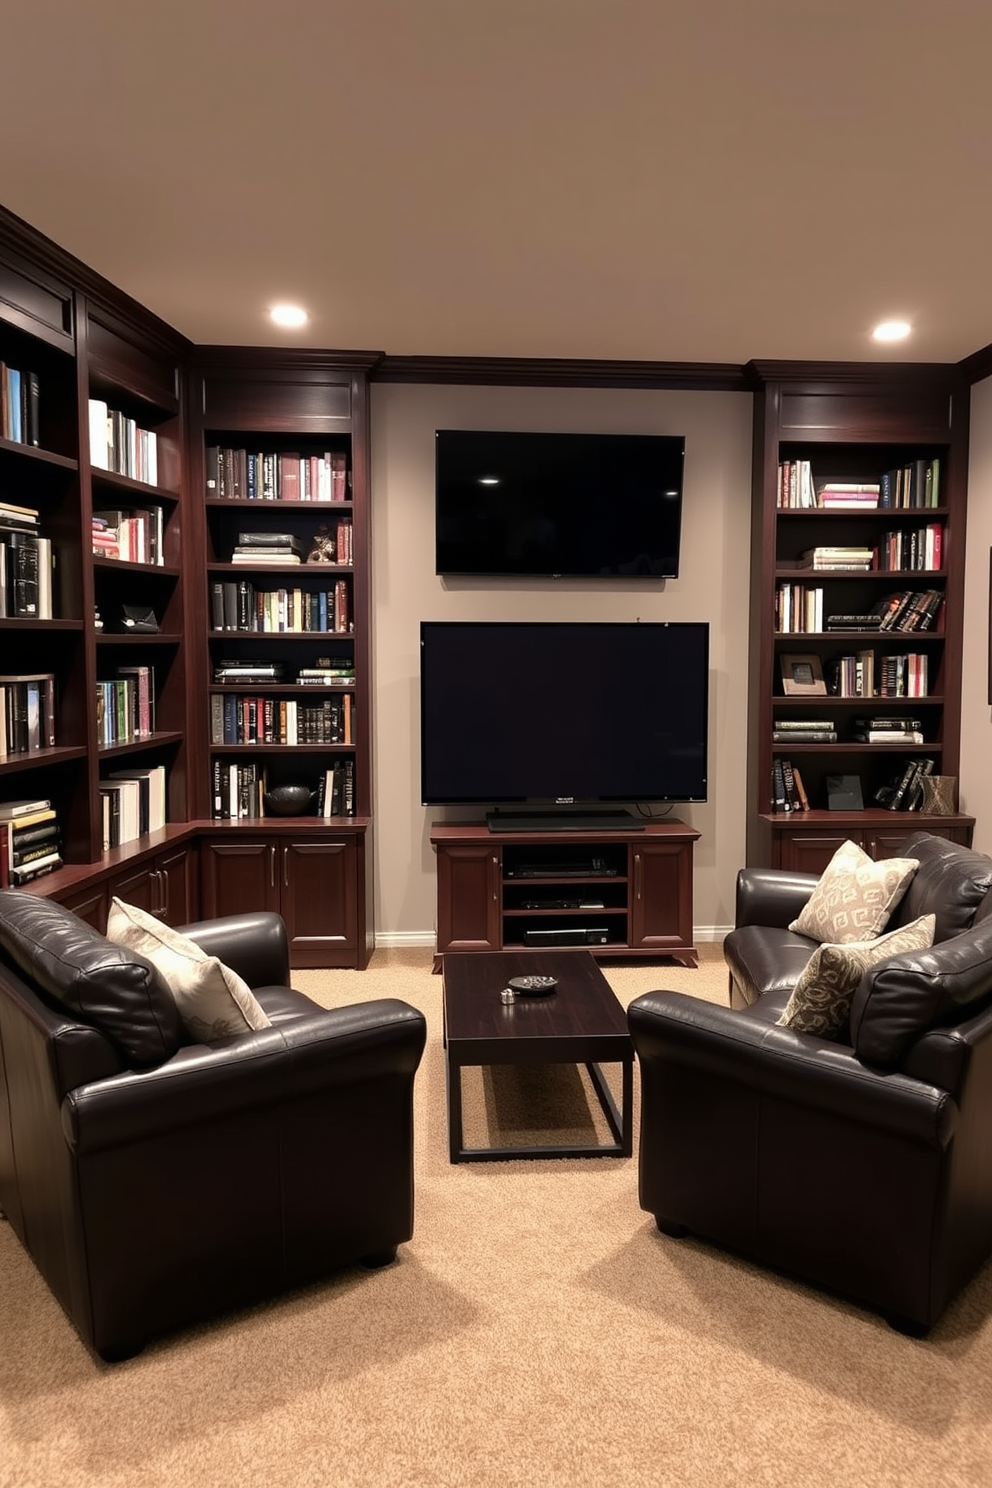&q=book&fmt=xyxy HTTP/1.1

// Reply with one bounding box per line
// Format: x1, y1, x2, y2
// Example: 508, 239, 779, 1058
236, 532, 304, 550
0, 797, 51, 820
